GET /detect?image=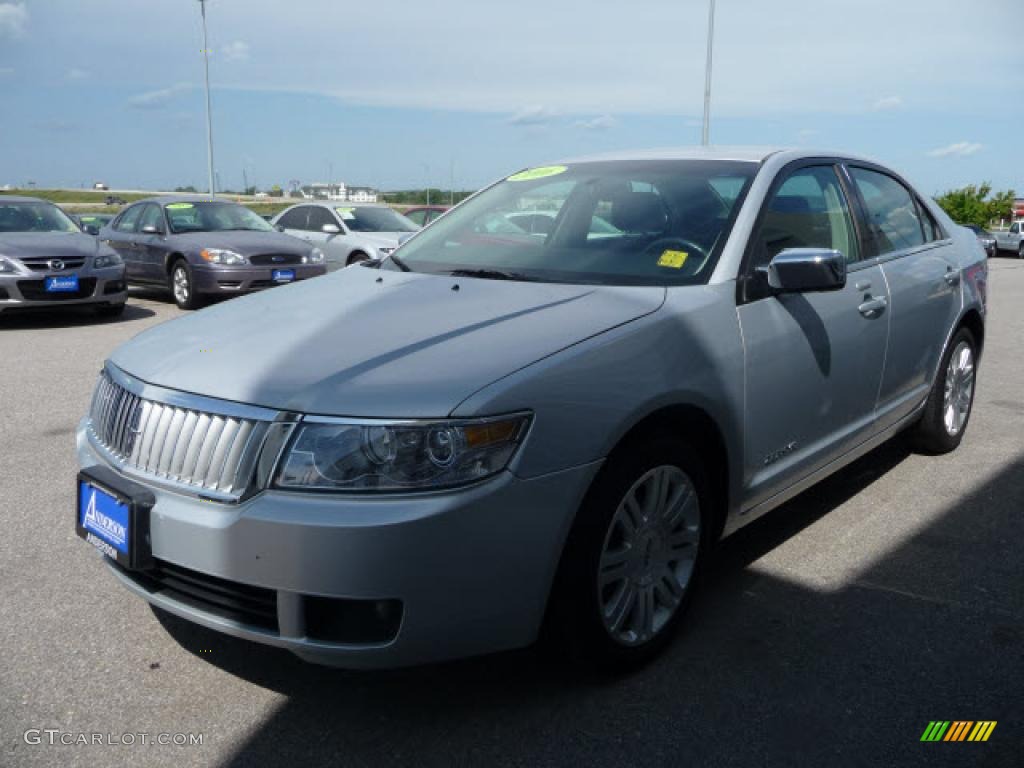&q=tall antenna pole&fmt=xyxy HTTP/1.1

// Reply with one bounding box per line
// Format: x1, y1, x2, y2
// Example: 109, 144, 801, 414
198, 0, 216, 197
701, 0, 716, 147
